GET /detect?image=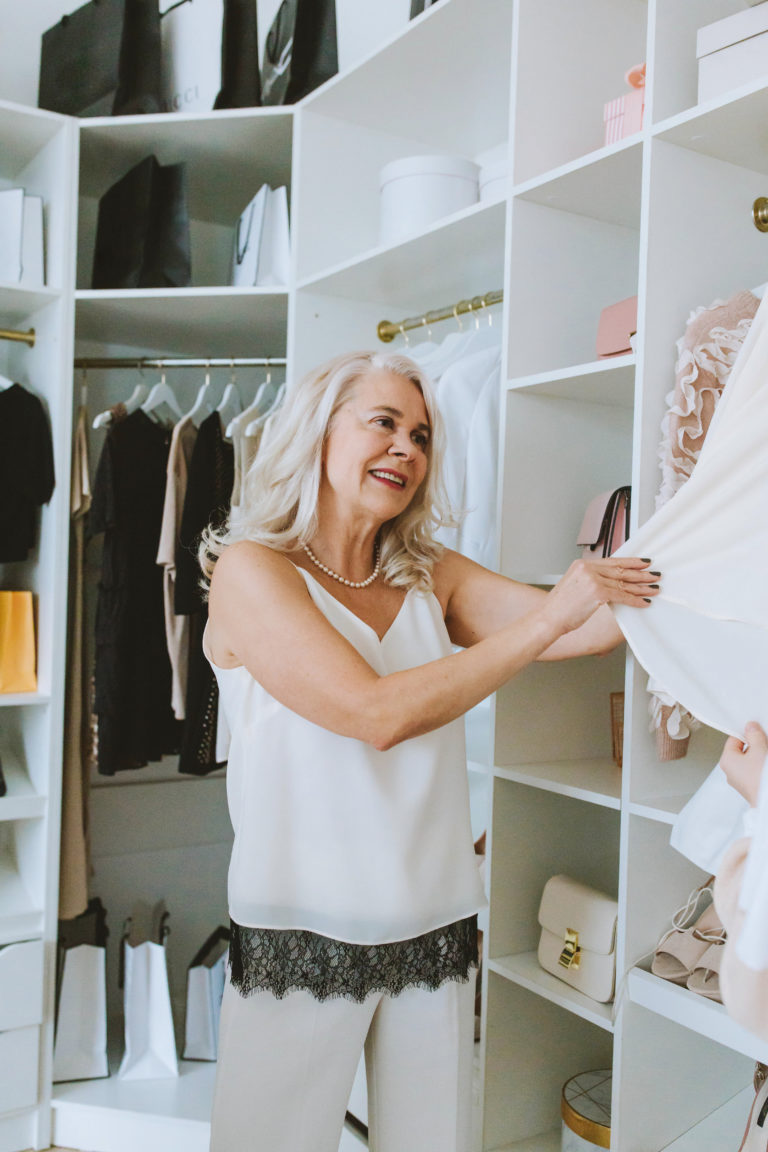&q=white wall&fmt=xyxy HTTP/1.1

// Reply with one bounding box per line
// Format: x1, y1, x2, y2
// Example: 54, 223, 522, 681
0, 0, 411, 109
